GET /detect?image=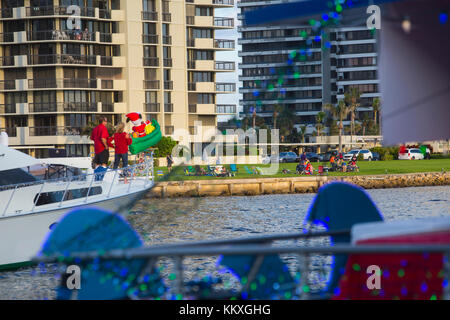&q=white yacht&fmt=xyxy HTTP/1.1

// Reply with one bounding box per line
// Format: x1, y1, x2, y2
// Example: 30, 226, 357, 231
0, 142, 155, 270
